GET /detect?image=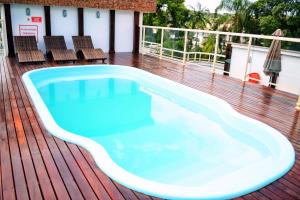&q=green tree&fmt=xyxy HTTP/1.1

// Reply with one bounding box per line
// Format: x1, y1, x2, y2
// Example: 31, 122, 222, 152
211, 13, 233, 31
143, 0, 189, 28
248, 0, 300, 37
248, 0, 300, 49
202, 35, 216, 53
215, 0, 252, 33
186, 3, 210, 29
